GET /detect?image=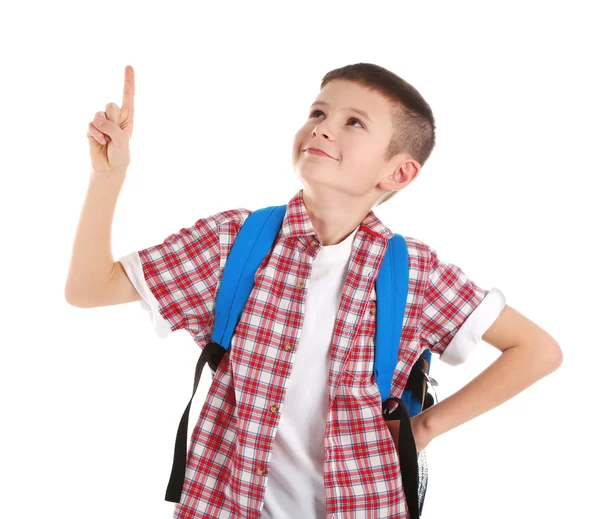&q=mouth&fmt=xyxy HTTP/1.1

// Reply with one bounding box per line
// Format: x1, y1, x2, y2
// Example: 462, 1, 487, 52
303, 147, 335, 159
